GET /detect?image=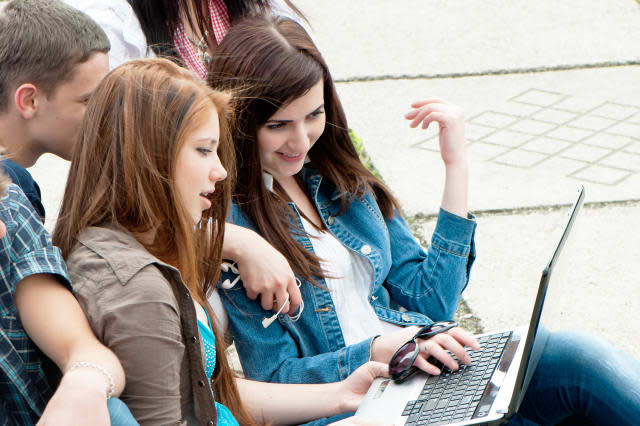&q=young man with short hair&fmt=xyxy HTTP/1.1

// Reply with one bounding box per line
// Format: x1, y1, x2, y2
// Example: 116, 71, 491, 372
0, 0, 110, 220
0, 1, 132, 424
